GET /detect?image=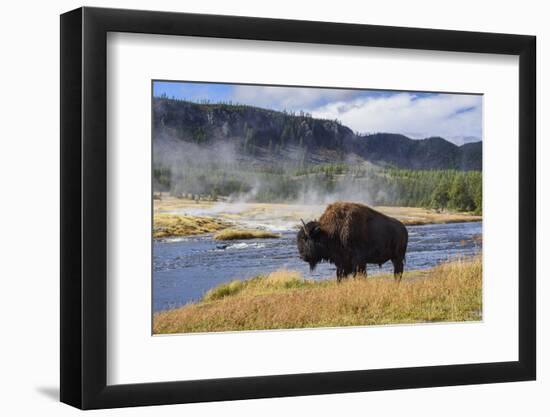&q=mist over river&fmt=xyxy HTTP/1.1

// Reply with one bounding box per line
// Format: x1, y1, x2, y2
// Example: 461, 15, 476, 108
153, 221, 481, 312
